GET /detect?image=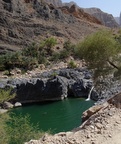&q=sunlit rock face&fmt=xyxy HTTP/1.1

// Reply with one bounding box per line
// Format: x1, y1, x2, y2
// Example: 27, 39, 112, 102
83, 8, 119, 28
